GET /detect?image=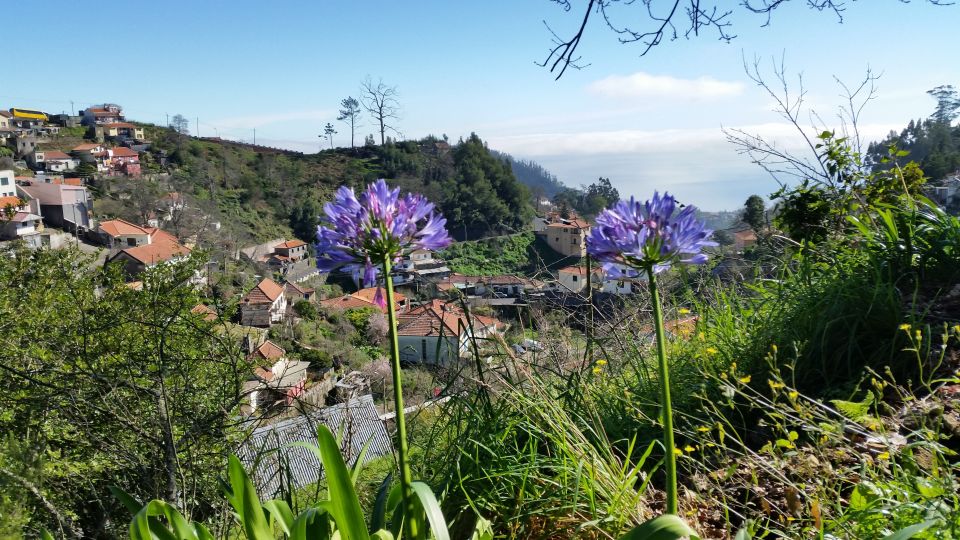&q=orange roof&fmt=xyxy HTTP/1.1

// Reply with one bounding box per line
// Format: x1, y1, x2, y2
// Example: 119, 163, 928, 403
63, 178, 83, 186
99, 218, 150, 237
276, 239, 307, 249
43, 150, 71, 160
191, 304, 217, 321
112, 241, 191, 265
397, 299, 502, 337
143, 227, 179, 246
104, 122, 137, 128
250, 340, 286, 362
353, 287, 405, 304
559, 266, 589, 276
284, 281, 315, 295
243, 278, 284, 304
72, 143, 100, 152
110, 147, 138, 157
